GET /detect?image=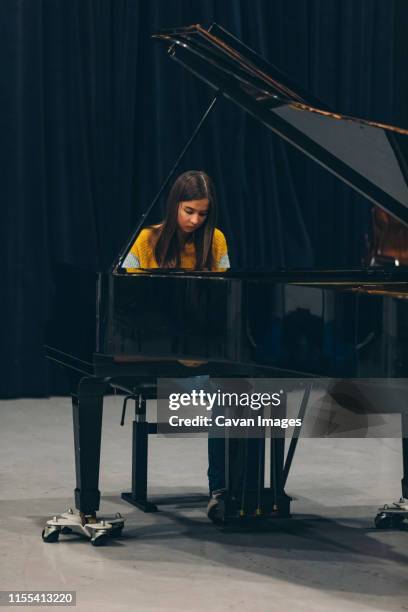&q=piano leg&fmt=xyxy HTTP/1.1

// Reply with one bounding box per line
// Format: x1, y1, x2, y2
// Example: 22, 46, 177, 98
72, 377, 107, 516
401, 412, 408, 499
374, 410, 408, 529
